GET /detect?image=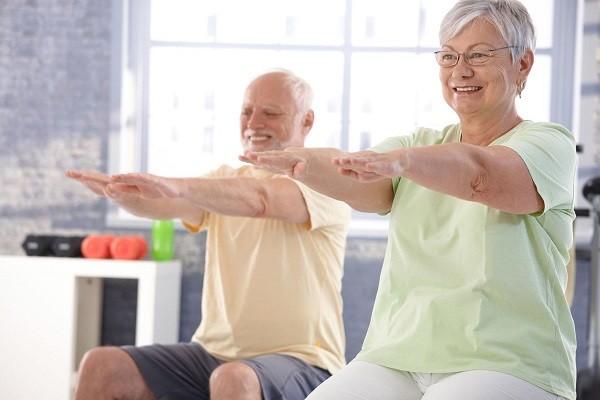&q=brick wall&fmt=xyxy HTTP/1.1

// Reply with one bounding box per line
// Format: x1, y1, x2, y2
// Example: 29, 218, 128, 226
0, 0, 109, 244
